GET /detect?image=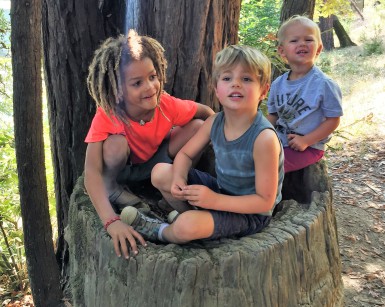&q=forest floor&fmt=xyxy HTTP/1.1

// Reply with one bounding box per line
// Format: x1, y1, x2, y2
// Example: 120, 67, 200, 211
328, 101, 385, 307
325, 6, 385, 305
